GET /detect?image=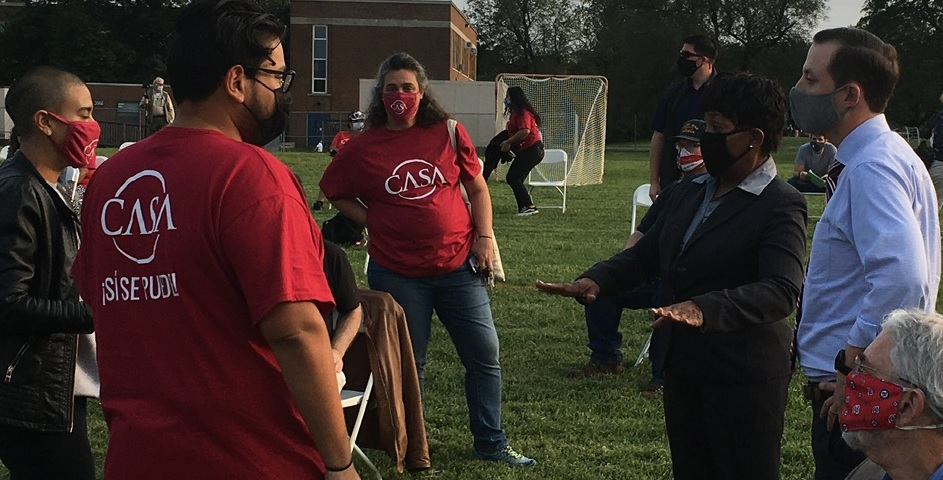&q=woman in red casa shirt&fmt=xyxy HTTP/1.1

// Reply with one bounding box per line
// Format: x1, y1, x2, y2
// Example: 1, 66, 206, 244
320, 52, 535, 468
500, 86, 544, 216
